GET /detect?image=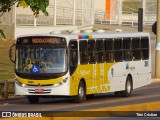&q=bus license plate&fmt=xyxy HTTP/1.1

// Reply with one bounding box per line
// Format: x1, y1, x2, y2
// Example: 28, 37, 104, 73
35, 89, 44, 93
